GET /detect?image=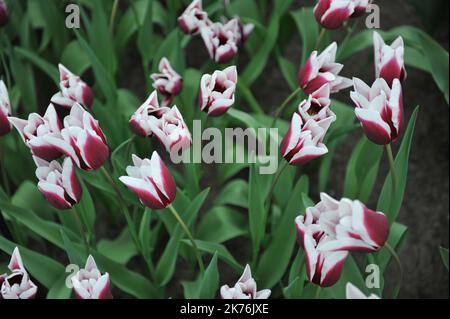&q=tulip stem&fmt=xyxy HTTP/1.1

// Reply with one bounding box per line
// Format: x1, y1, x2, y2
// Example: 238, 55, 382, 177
265, 160, 289, 210
109, 0, 120, 34
168, 204, 205, 273
385, 144, 397, 213
314, 285, 322, 299
73, 206, 90, 253
314, 28, 327, 51
271, 88, 302, 128
384, 242, 403, 298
